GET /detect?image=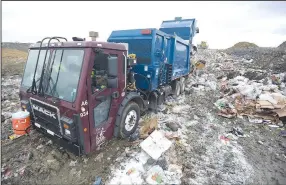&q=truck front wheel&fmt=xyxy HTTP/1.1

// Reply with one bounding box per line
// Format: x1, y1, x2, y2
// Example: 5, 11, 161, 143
119, 102, 140, 138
